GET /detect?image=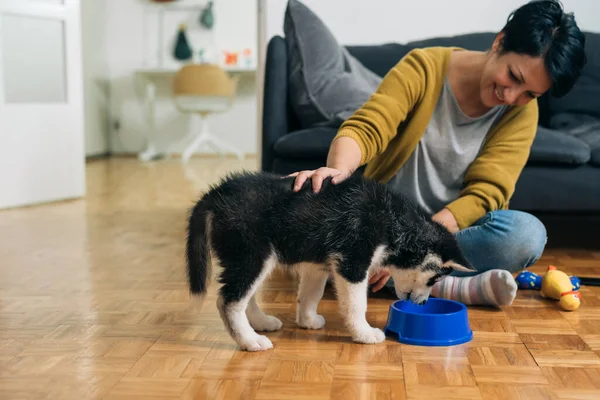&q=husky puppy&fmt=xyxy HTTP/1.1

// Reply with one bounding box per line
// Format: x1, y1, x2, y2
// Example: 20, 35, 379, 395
186, 171, 473, 351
